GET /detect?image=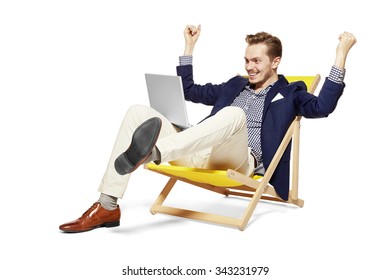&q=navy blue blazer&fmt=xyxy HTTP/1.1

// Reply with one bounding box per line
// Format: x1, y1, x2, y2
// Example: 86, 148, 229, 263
177, 65, 345, 200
